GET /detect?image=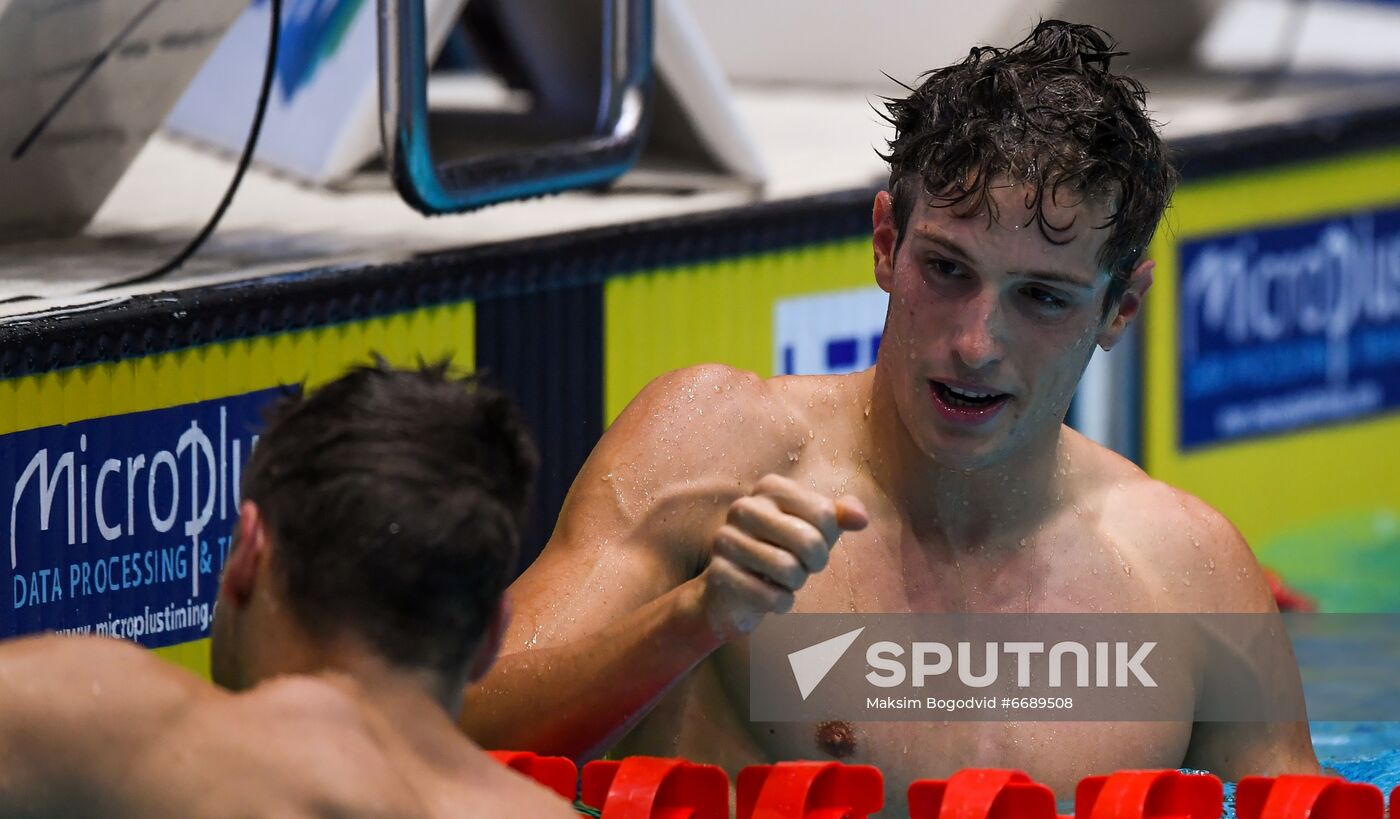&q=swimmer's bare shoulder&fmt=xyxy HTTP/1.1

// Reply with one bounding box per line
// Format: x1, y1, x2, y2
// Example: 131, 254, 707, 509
1071, 432, 1320, 778
0, 636, 578, 819
0, 634, 219, 817
518, 363, 807, 606
1076, 433, 1276, 614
